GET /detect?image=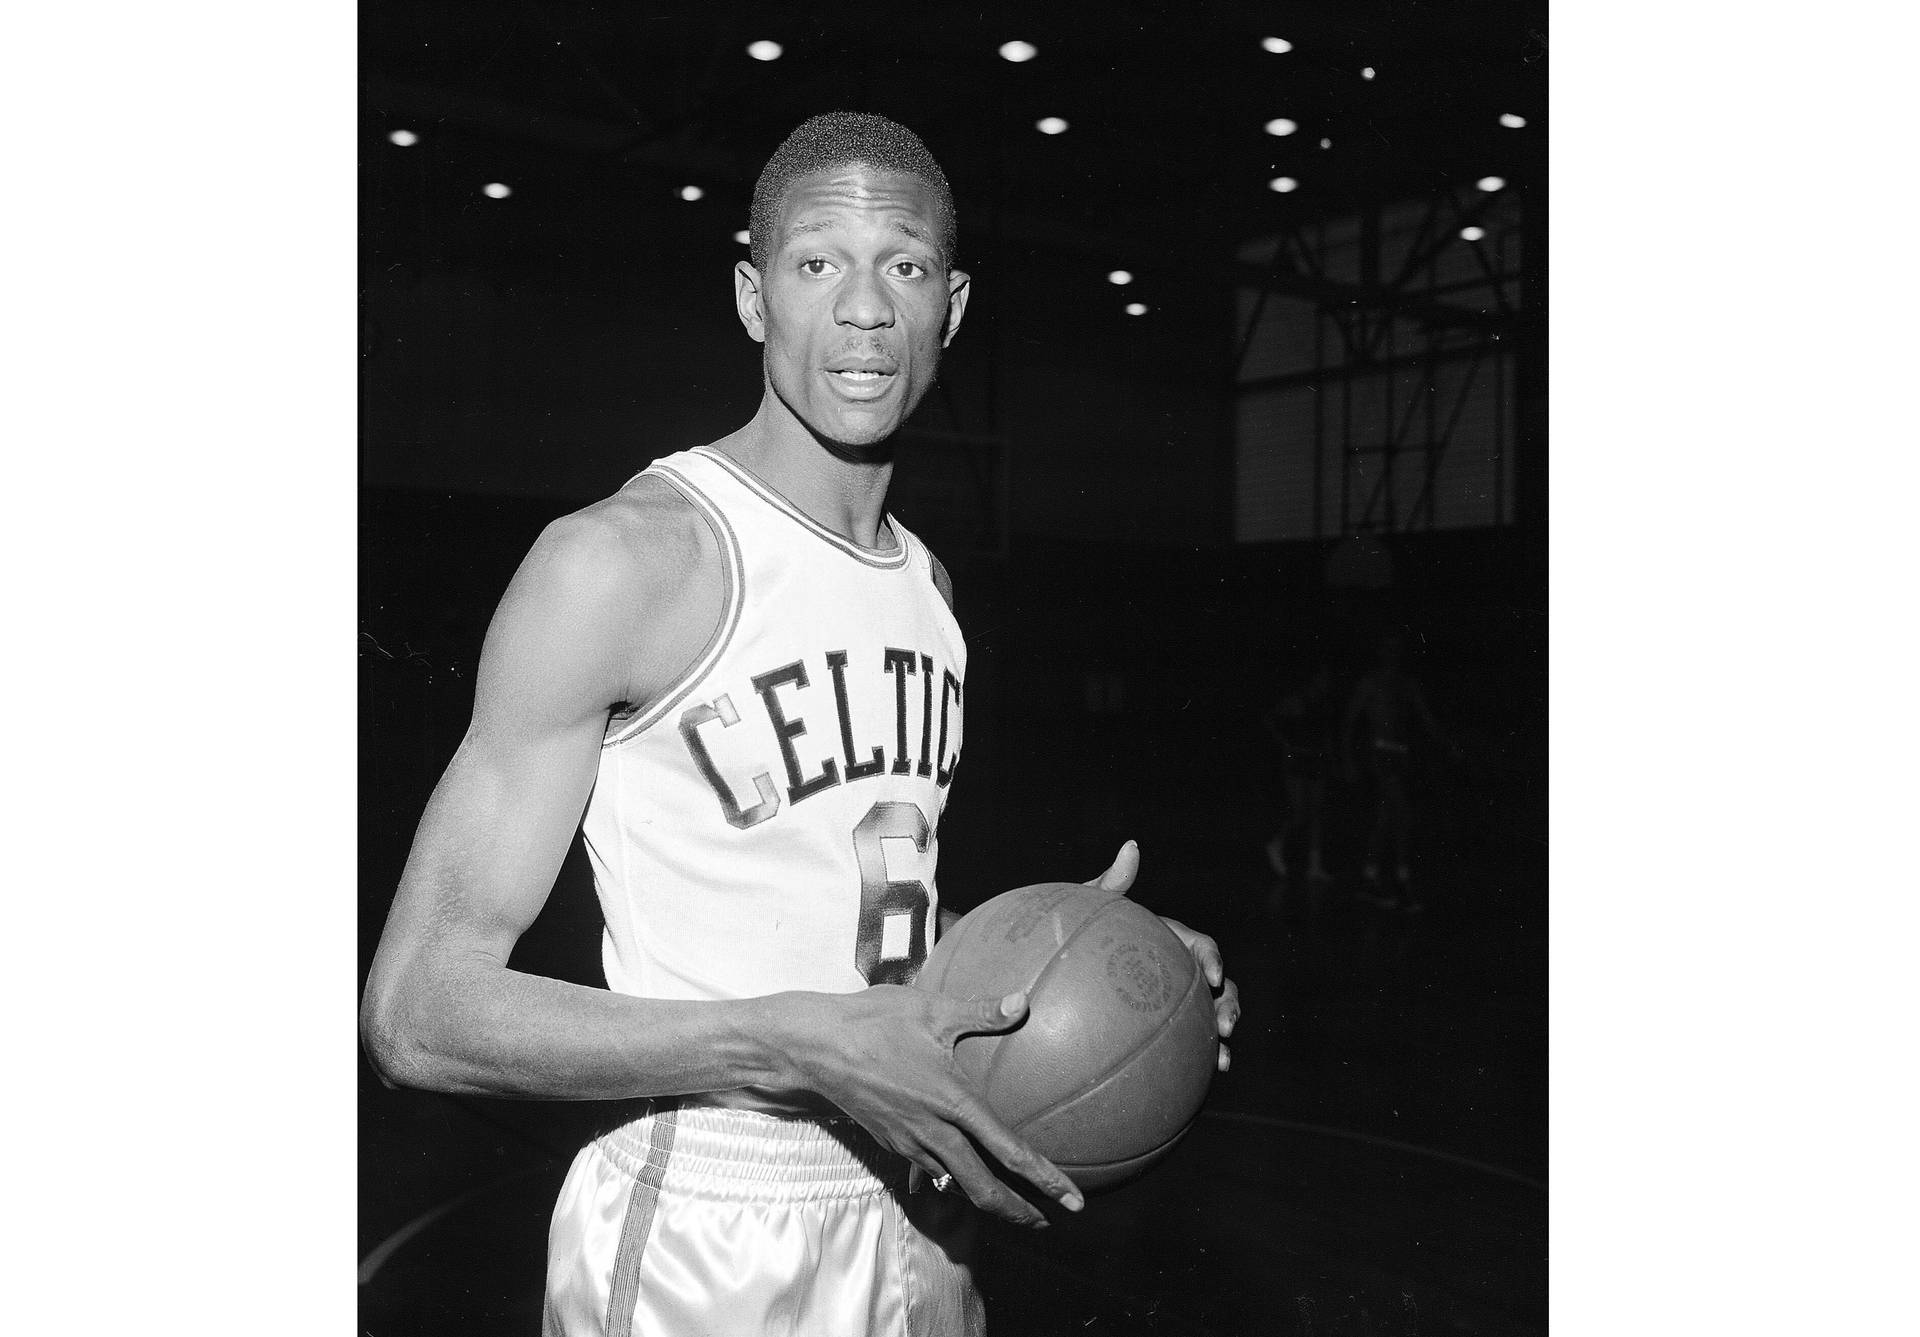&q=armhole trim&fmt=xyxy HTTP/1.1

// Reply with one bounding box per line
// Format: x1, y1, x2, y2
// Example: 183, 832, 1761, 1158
924, 540, 955, 615
602, 463, 745, 748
